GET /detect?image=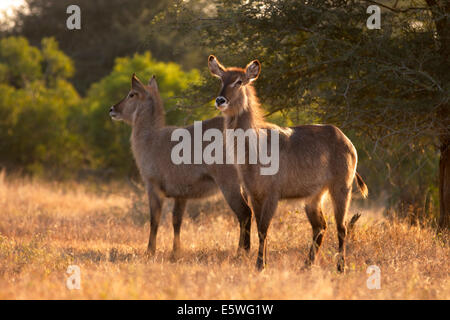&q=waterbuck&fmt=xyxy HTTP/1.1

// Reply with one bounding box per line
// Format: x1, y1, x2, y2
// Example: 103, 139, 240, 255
109, 74, 252, 258
208, 55, 368, 271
